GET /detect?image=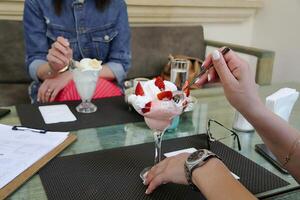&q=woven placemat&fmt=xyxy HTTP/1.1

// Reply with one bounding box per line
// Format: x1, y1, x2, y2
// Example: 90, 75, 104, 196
16, 96, 143, 131
39, 134, 289, 200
